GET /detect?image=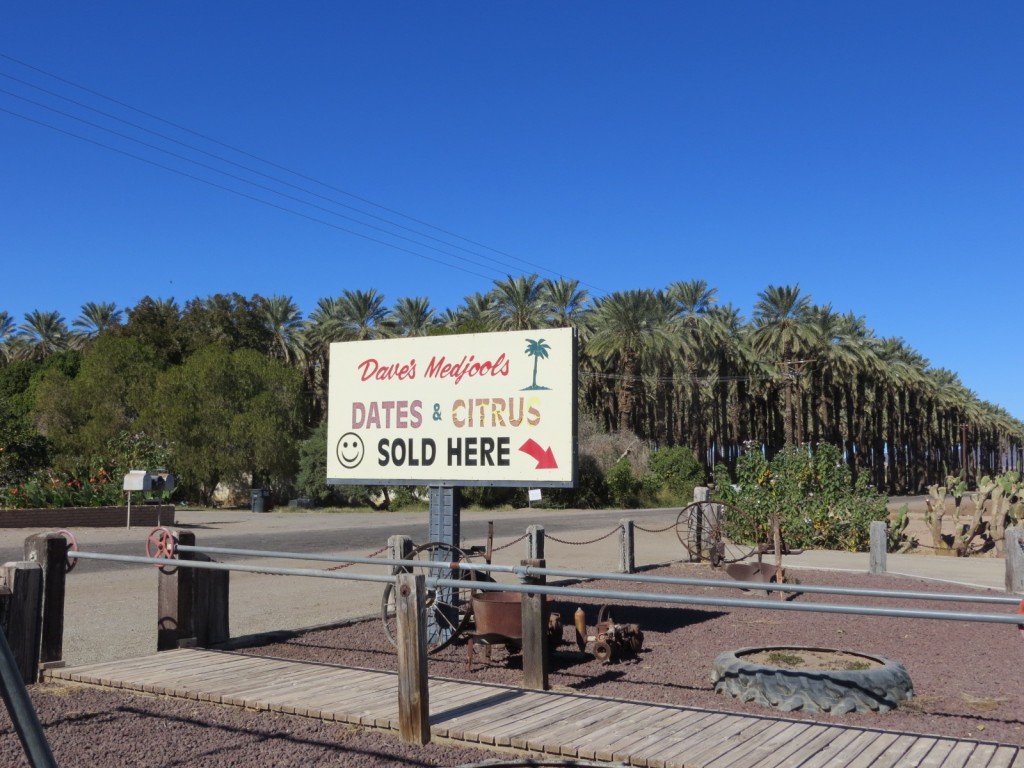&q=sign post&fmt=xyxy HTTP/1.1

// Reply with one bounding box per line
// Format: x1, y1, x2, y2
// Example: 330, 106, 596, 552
327, 329, 578, 640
